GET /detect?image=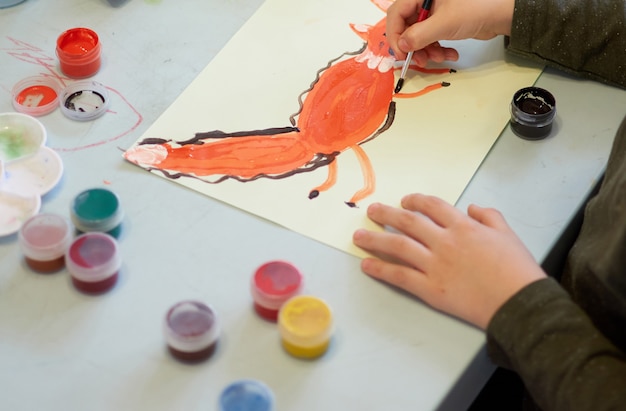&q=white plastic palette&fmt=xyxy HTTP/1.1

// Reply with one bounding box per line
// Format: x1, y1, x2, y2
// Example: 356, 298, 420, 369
0, 112, 63, 236
2, 147, 63, 197
0, 190, 41, 237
